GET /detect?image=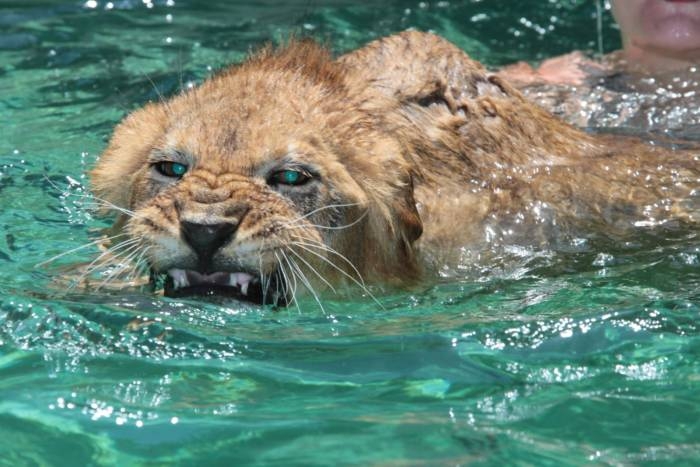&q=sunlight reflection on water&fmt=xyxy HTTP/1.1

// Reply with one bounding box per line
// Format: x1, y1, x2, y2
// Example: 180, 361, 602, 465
0, 0, 699, 464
